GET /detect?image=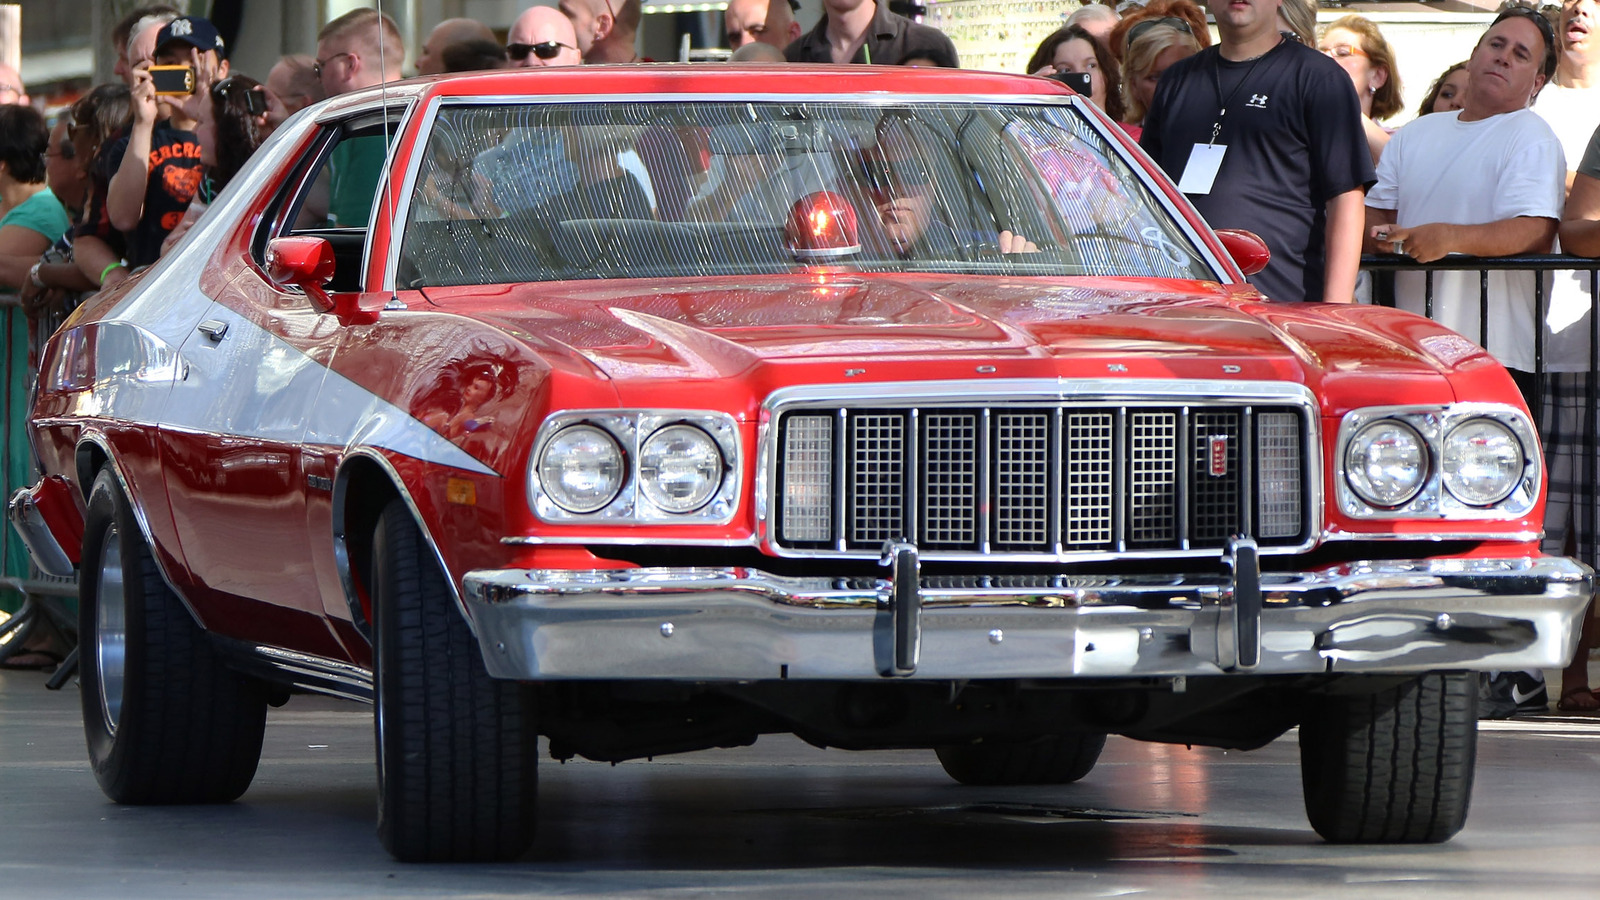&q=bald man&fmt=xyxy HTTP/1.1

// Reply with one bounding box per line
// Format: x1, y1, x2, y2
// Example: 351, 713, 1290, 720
507, 6, 582, 67
265, 55, 325, 133
417, 17, 497, 75
559, 0, 642, 63
725, 0, 801, 51
730, 41, 787, 62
